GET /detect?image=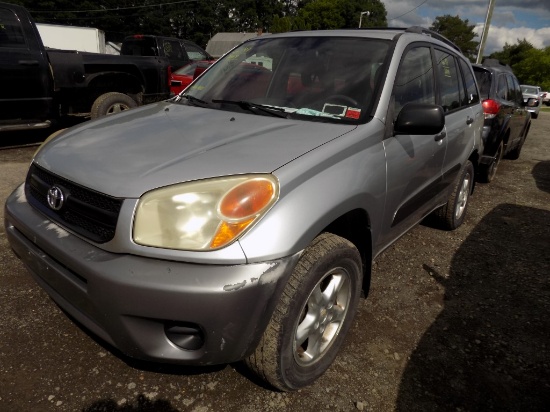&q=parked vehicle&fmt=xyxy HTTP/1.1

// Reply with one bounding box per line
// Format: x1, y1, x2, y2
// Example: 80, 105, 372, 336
0, 2, 171, 132
542, 91, 550, 106
169, 60, 213, 95
472, 61, 531, 182
5, 27, 483, 391
521, 84, 542, 119
121, 34, 213, 71
36, 22, 106, 53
